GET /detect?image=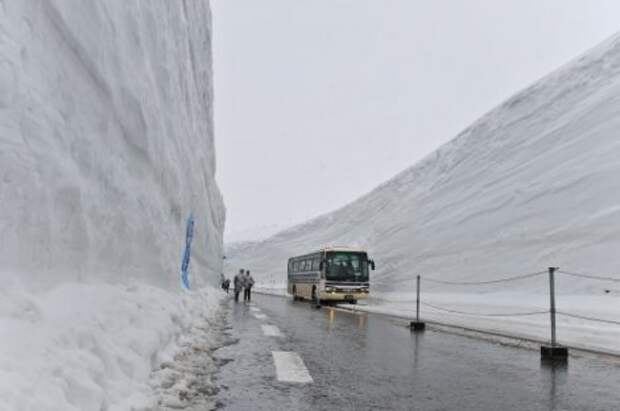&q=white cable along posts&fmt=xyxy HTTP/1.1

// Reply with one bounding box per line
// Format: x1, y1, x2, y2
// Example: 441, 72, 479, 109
421, 301, 549, 318
557, 270, 620, 283
410, 267, 620, 361
422, 270, 547, 286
